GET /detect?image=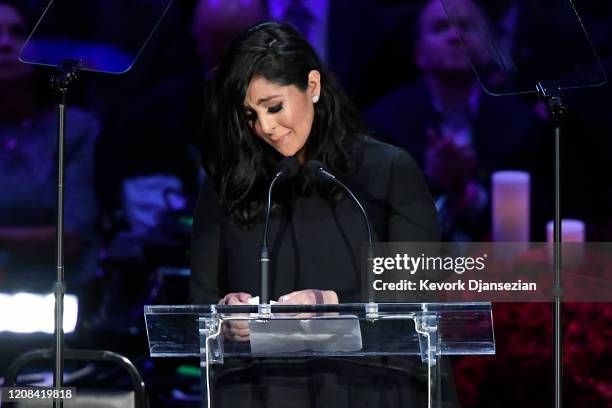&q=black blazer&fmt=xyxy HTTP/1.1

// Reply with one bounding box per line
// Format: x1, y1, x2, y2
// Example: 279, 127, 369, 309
189, 137, 439, 304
